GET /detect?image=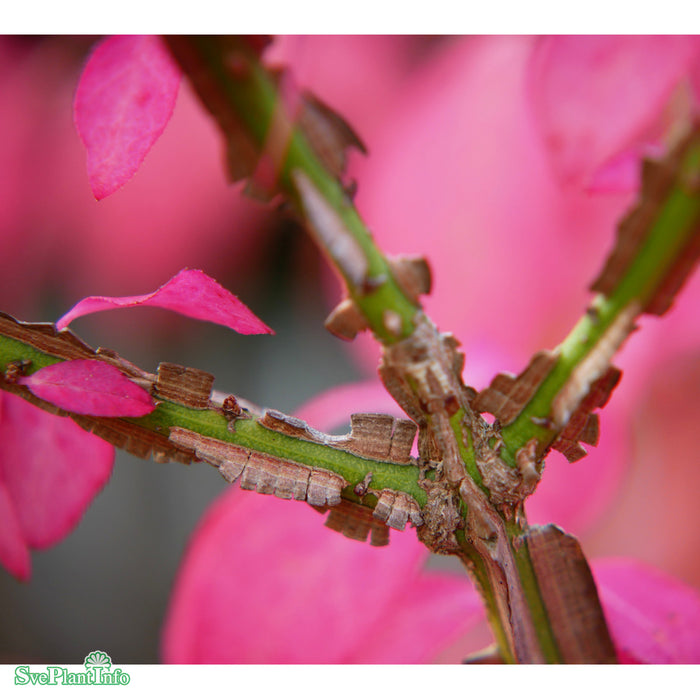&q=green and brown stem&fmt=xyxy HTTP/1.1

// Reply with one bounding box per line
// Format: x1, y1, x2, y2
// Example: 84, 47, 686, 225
0, 314, 426, 506
500, 127, 700, 463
